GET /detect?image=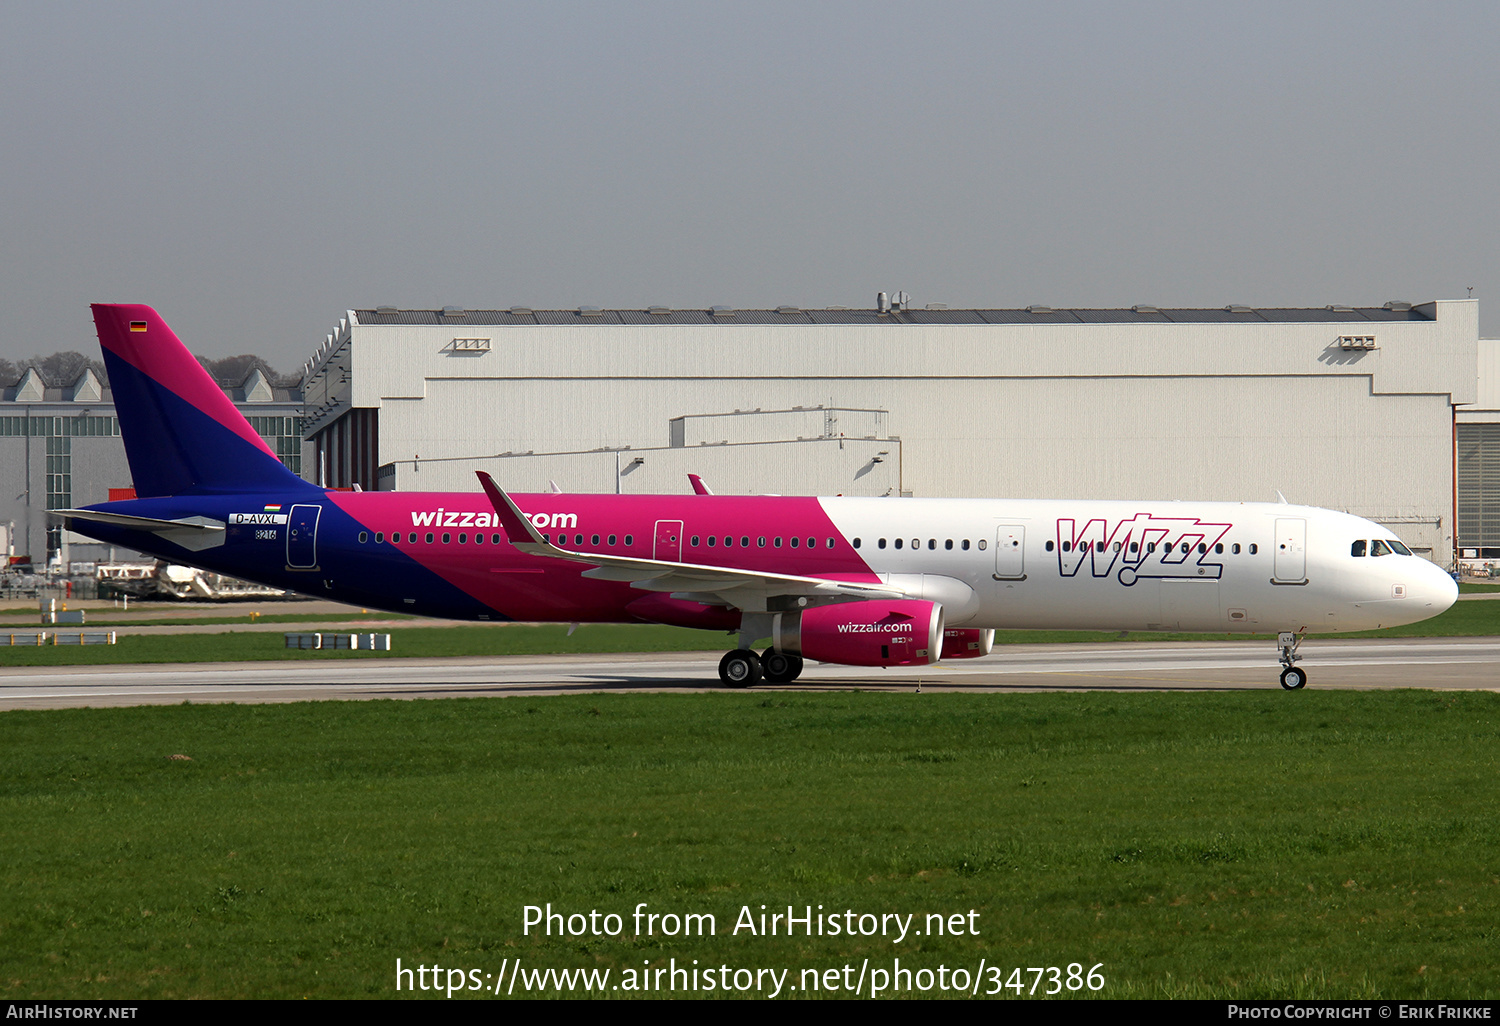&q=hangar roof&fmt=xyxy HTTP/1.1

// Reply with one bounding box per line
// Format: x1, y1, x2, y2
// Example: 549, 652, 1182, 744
351, 304, 1435, 327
